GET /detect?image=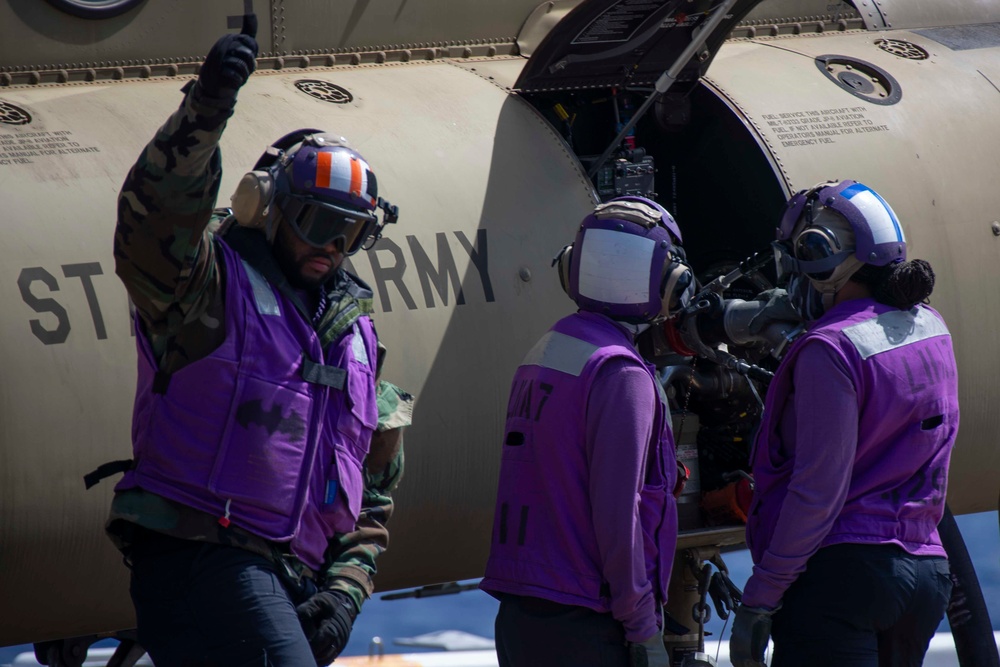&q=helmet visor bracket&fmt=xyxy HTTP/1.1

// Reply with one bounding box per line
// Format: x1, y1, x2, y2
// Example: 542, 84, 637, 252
661, 258, 695, 315
276, 192, 377, 256
772, 240, 797, 283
